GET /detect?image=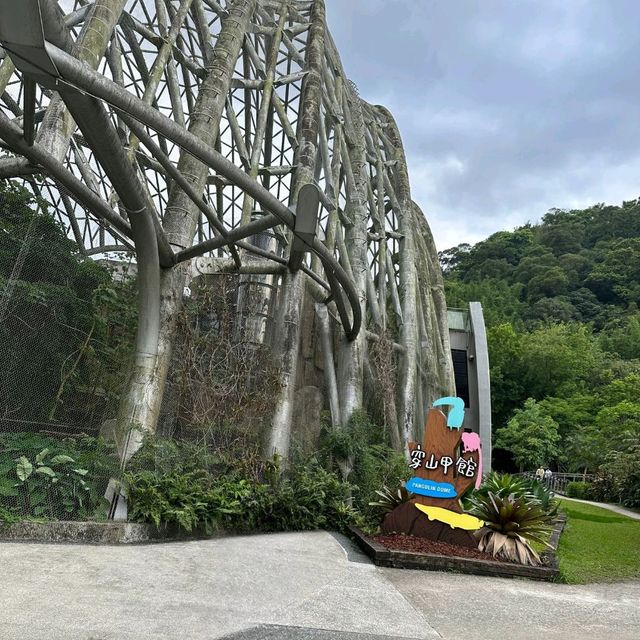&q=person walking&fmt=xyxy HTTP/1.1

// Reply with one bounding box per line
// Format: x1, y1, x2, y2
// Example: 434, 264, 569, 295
535, 466, 545, 482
